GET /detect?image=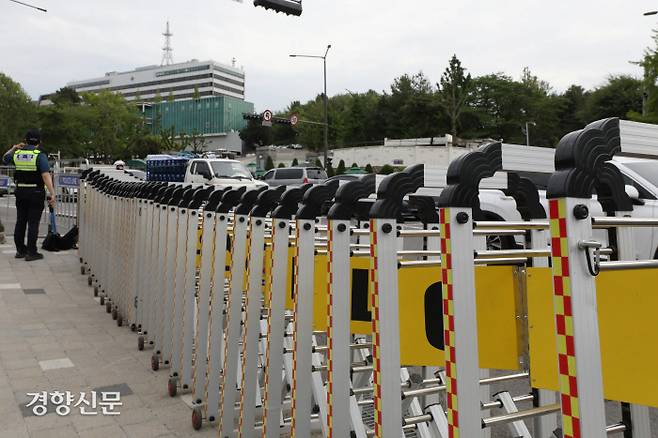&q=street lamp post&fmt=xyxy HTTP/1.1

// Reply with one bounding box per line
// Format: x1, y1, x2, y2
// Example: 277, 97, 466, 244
290, 44, 332, 168
524, 121, 536, 146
